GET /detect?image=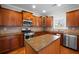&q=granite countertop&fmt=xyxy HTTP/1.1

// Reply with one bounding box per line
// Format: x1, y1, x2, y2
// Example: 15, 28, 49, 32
62, 30, 79, 35
51, 29, 79, 35
25, 34, 60, 51
0, 32, 22, 37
